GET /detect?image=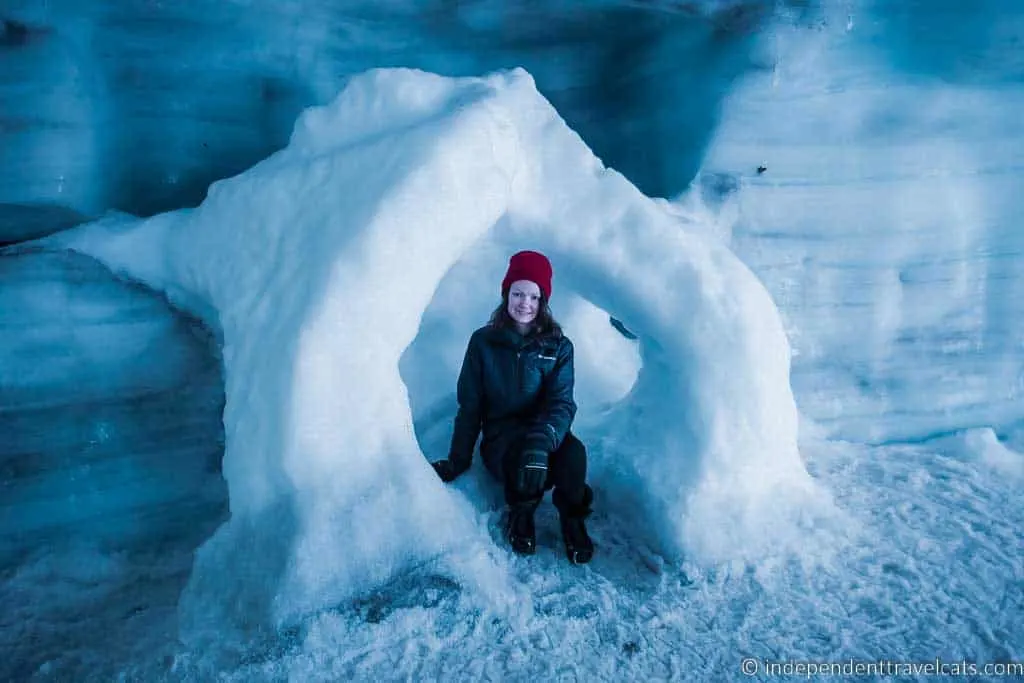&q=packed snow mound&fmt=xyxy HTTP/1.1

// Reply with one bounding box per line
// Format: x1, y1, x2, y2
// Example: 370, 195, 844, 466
44, 67, 834, 630
952, 428, 1023, 480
